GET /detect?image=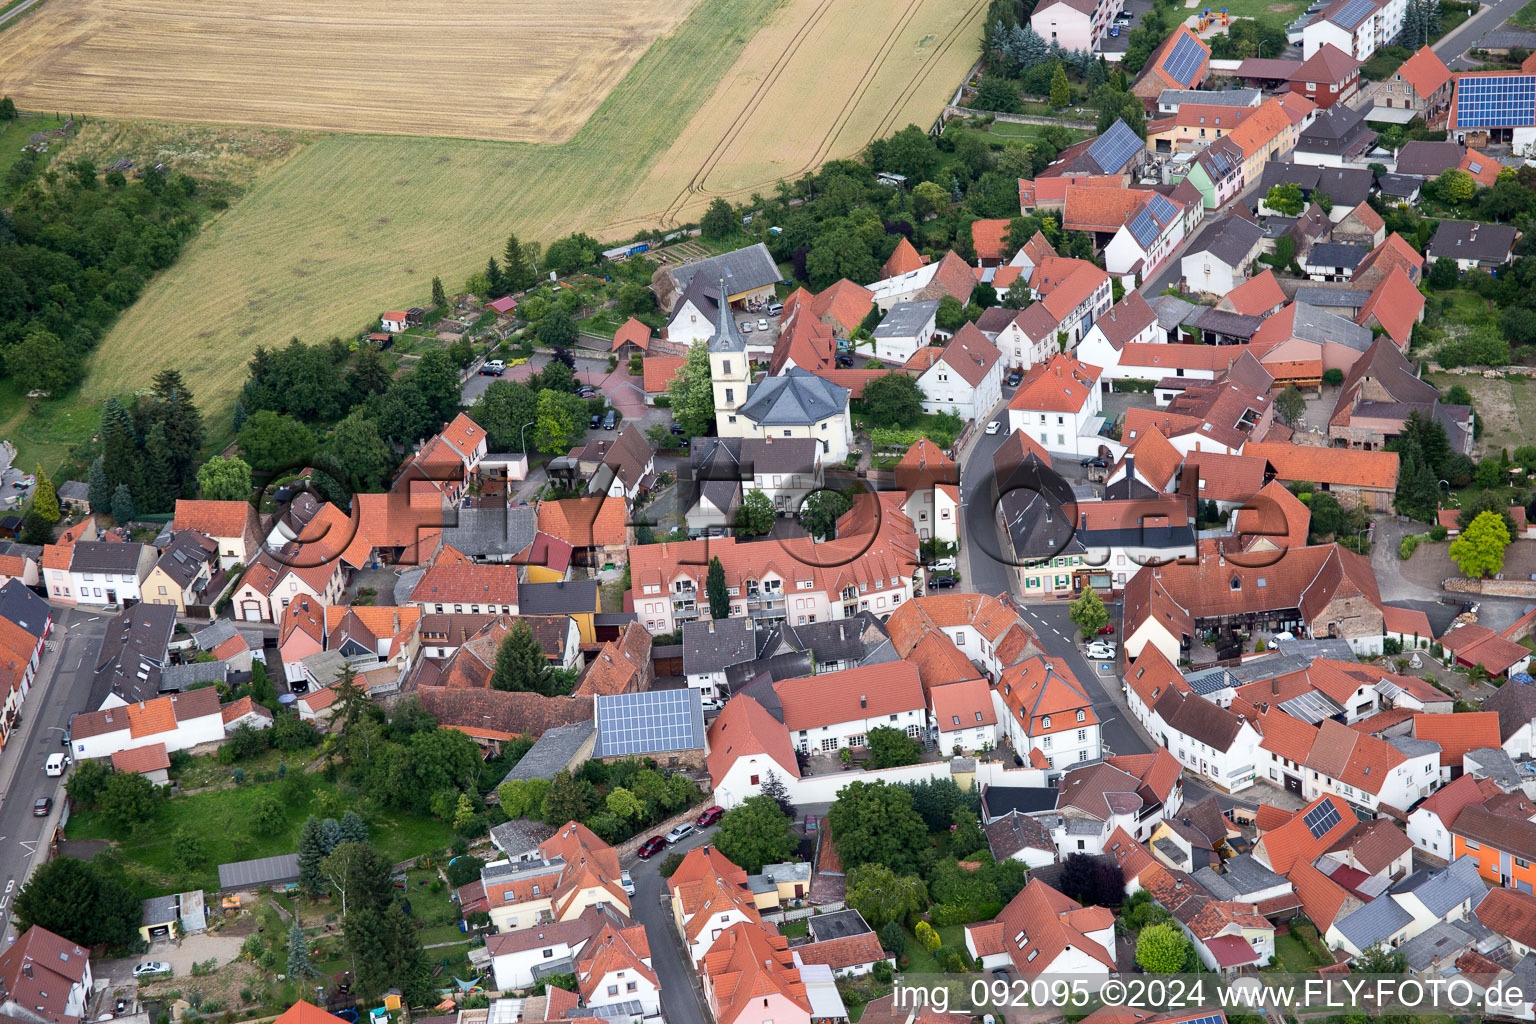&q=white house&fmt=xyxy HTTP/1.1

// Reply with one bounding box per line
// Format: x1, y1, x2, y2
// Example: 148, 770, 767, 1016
964, 879, 1117, 992
577, 923, 660, 1017
930, 678, 998, 753
993, 656, 1101, 775
231, 549, 346, 623
682, 617, 756, 699
68, 542, 156, 608
985, 302, 1061, 374
487, 906, 622, 990
0, 926, 94, 1024
1104, 192, 1191, 281
69, 687, 226, 761
1006, 354, 1106, 458
1153, 689, 1263, 794
1033, 257, 1112, 346
871, 300, 939, 364
1303, 0, 1405, 61
916, 324, 1003, 423
668, 847, 764, 967
775, 662, 927, 754
704, 695, 802, 809
717, 367, 854, 462
1180, 215, 1265, 298
1077, 292, 1159, 378
1406, 773, 1484, 860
